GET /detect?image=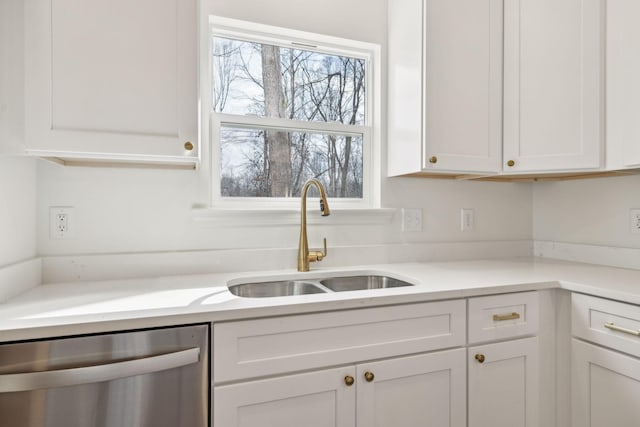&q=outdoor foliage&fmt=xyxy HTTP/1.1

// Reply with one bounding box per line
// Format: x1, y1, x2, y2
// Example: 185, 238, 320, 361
213, 37, 366, 198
